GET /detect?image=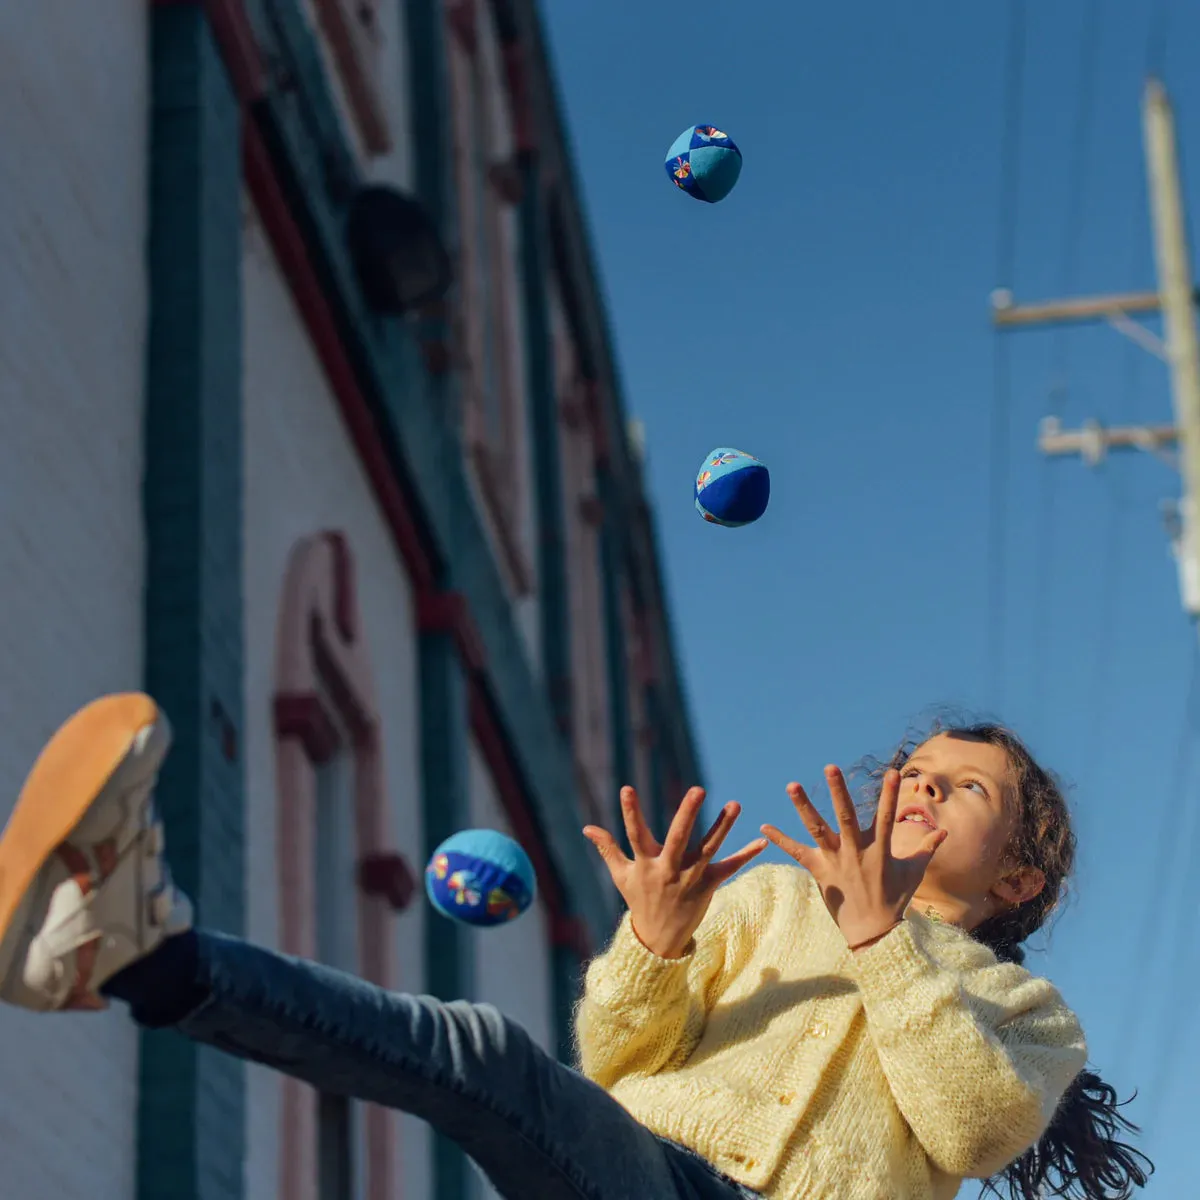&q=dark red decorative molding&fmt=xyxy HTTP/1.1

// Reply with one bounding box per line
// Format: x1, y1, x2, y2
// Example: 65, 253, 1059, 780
578, 494, 603, 527
468, 442, 535, 596
242, 124, 439, 594
416, 590, 488, 675
273, 693, 341, 763
200, 0, 589, 968
501, 41, 535, 154
551, 914, 591, 960
446, 0, 478, 53
583, 379, 610, 465
467, 687, 579, 938
488, 159, 524, 205
274, 532, 407, 1200
359, 851, 417, 911
313, 0, 391, 154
